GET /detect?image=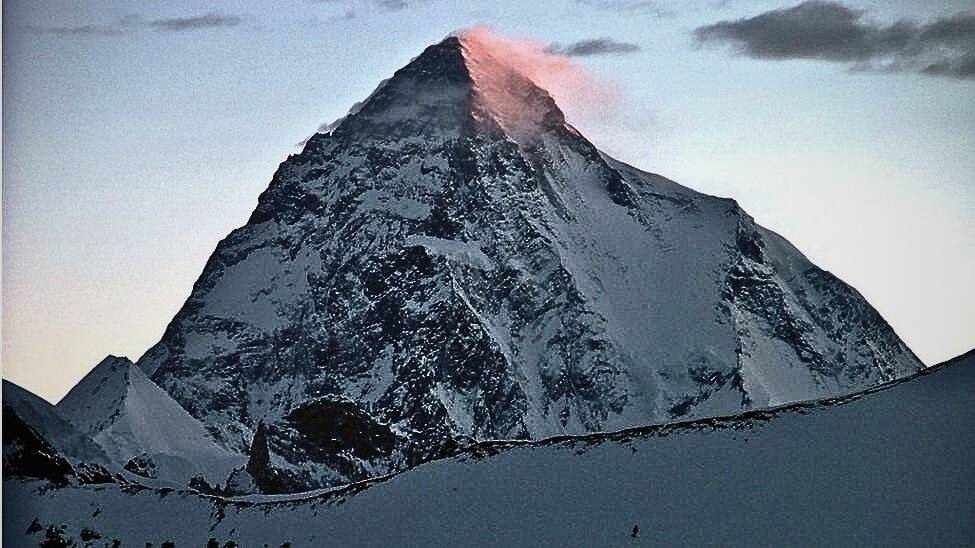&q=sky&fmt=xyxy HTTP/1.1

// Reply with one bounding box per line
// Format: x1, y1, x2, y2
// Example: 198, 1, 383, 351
3, 0, 973, 402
